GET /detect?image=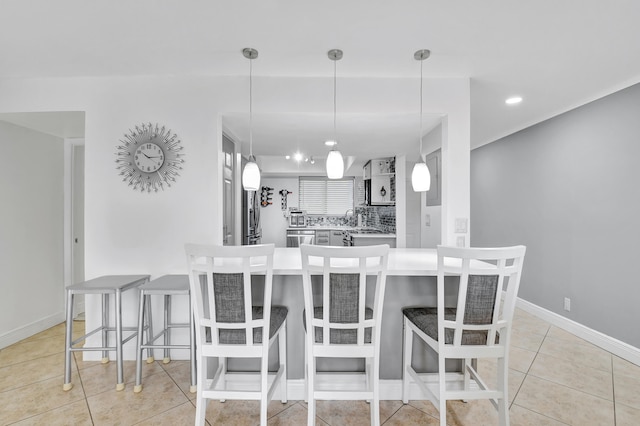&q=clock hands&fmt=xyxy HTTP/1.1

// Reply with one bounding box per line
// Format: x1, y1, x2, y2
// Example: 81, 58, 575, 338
142, 152, 163, 160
